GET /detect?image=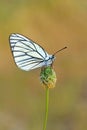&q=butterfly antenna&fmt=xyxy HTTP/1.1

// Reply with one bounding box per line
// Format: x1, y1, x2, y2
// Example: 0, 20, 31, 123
53, 46, 67, 56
